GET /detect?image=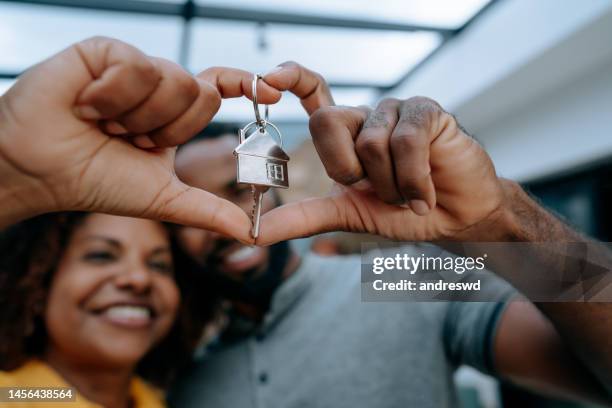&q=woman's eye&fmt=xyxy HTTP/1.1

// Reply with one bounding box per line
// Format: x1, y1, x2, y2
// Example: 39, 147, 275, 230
149, 260, 173, 275
83, 251, 116, 263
